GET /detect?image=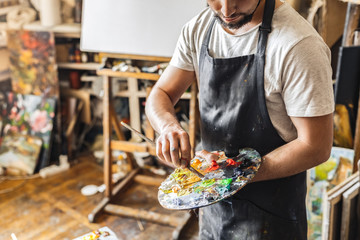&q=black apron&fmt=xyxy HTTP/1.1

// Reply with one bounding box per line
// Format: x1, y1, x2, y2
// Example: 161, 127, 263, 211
198, 0, 307, 239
